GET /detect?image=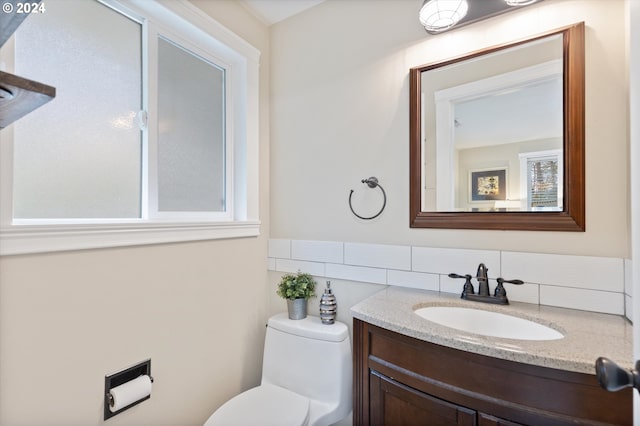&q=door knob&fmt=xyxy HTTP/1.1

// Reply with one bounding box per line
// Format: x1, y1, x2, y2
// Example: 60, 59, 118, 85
595, 357, 640, 393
